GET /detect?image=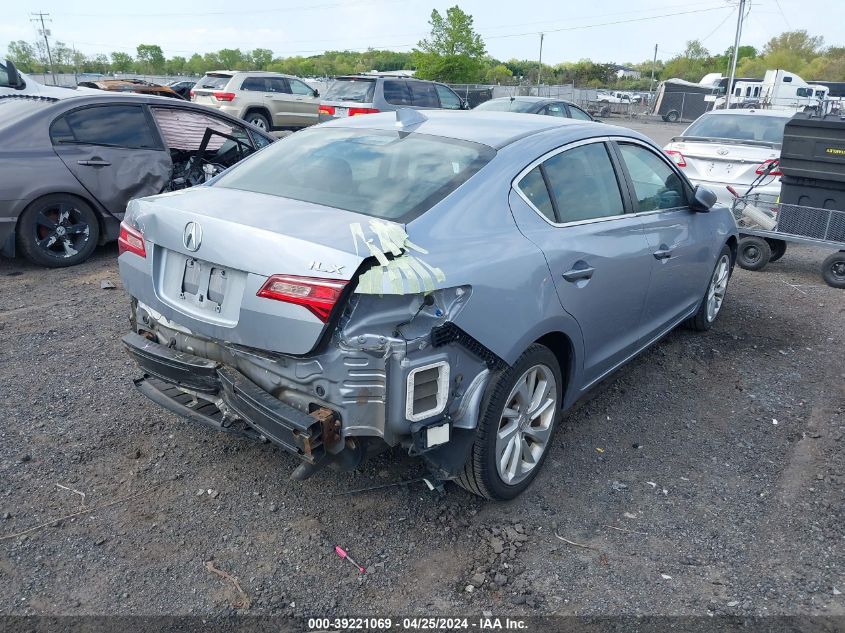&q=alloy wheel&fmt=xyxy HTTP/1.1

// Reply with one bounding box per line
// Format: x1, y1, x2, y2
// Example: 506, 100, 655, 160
33, 202, 92, 261
495, 364, 557, 485
707, 254, 731, 322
